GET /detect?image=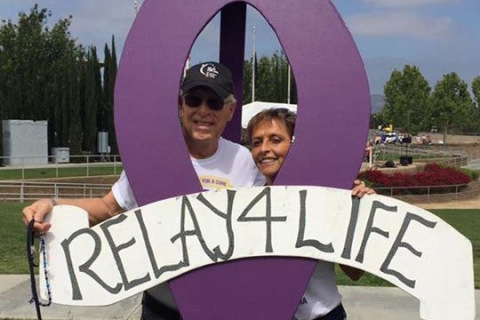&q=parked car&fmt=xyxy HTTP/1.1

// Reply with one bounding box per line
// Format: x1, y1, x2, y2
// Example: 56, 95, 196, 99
381, 132, 398, 144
